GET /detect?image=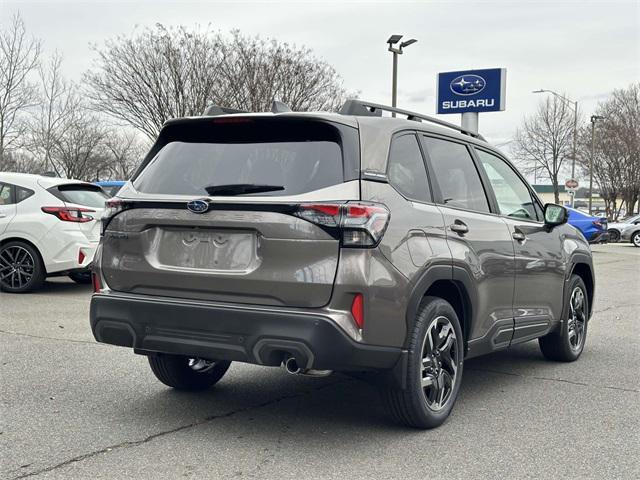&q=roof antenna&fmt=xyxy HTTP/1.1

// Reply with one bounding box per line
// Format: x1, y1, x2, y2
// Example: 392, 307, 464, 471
271, 99, 291, 113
